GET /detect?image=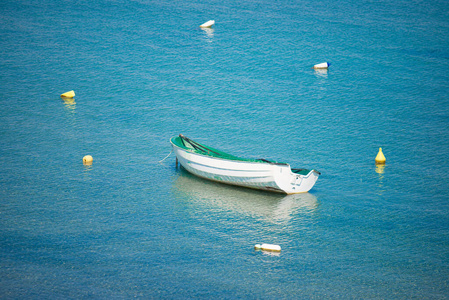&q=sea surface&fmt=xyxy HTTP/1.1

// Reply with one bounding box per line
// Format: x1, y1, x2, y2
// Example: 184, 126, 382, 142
1, 0, 449, 298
